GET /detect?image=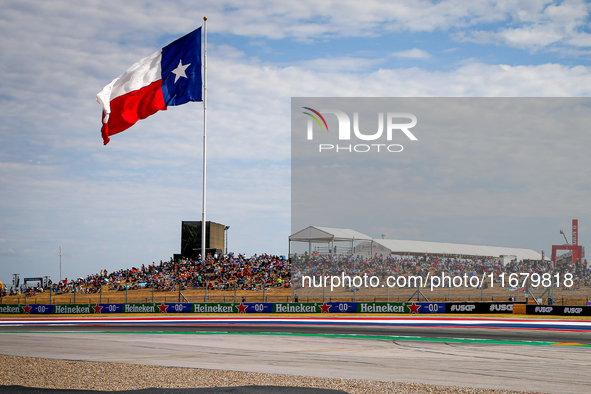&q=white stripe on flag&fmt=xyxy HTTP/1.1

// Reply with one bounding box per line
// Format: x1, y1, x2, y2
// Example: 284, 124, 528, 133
96, 49, 162, 119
